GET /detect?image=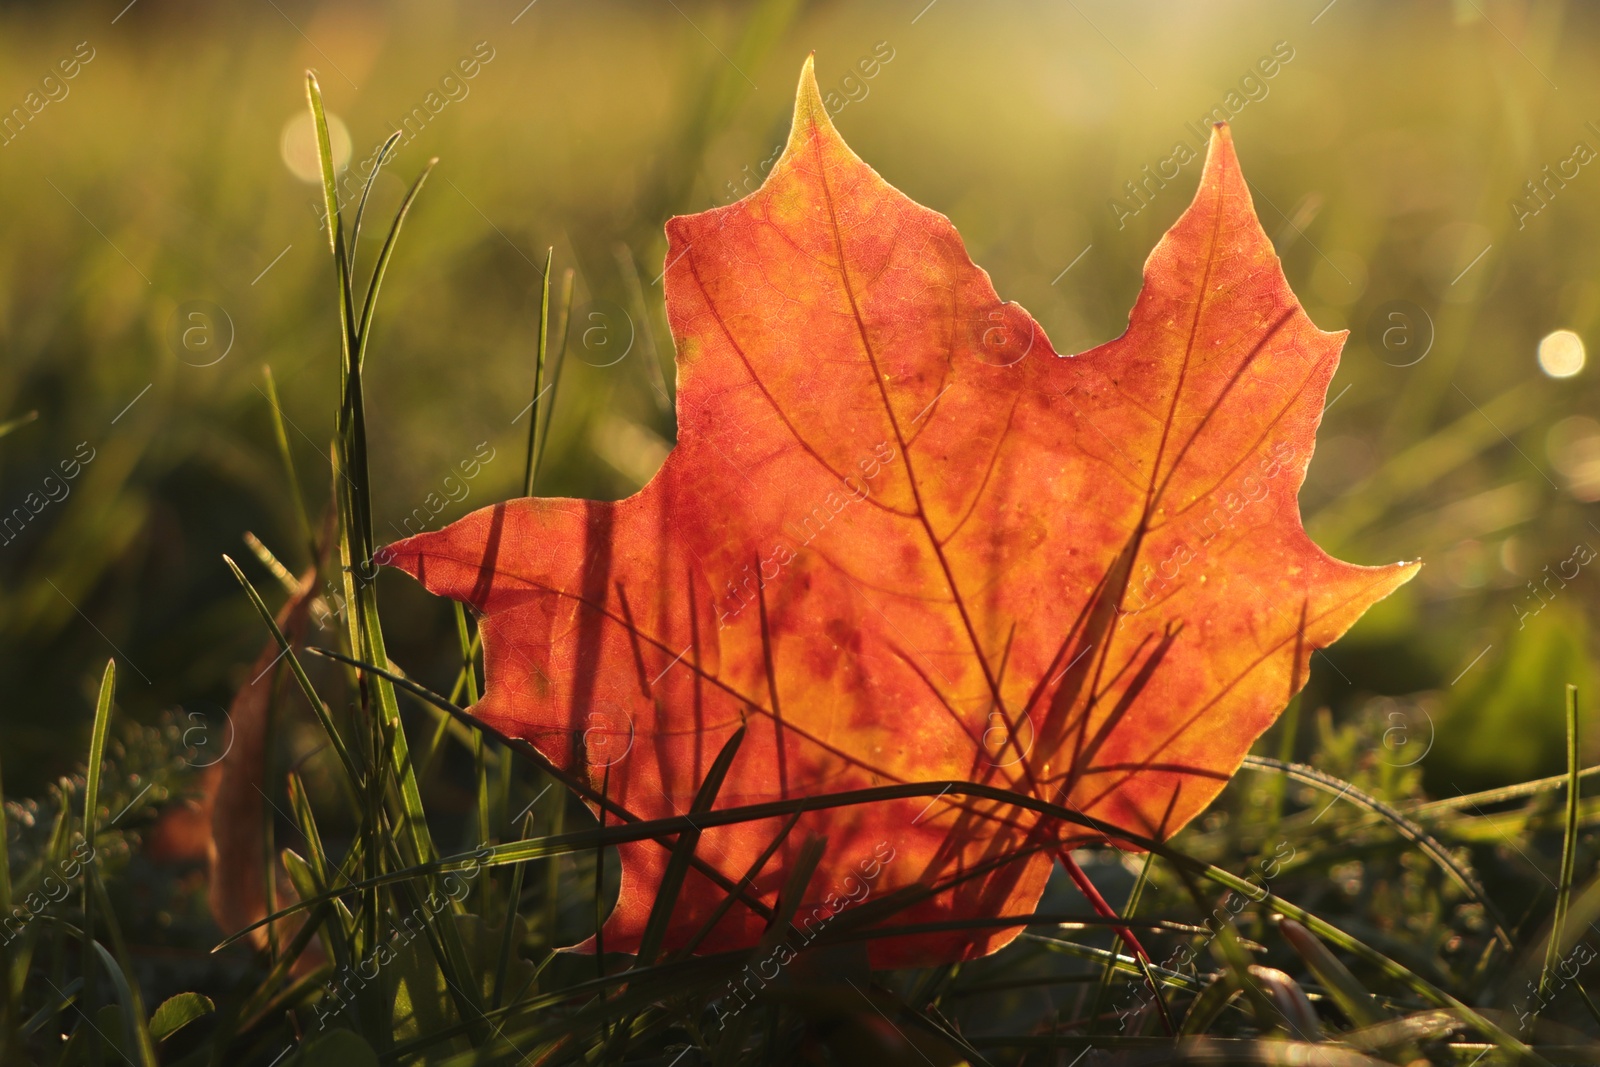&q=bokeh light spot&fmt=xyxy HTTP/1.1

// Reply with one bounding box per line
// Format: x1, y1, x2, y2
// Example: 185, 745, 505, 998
1547, 415, 1600, 501
280, 111, 351, 184
1537, 329, 1585, 378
